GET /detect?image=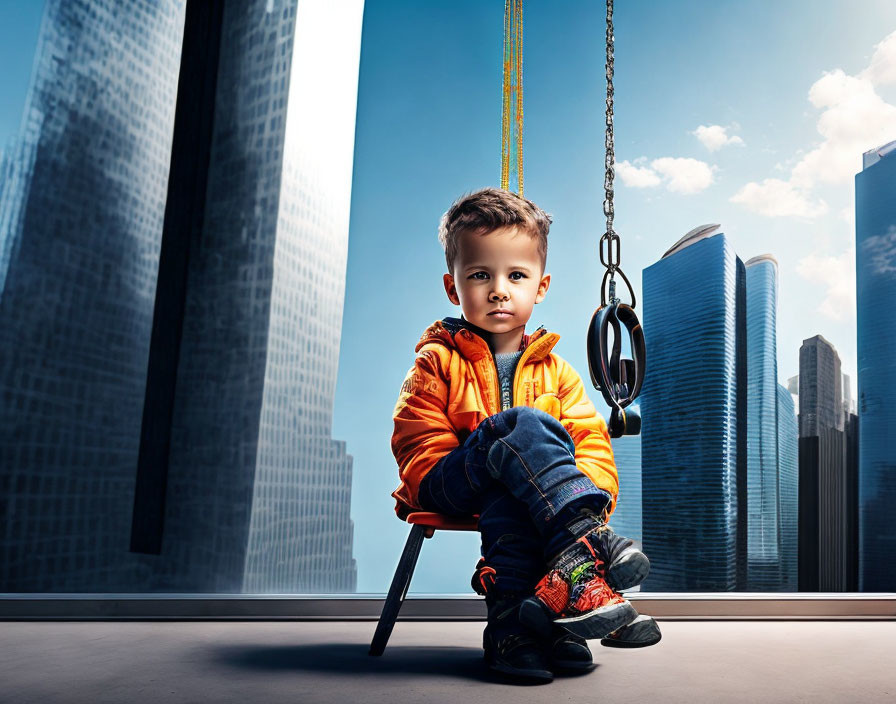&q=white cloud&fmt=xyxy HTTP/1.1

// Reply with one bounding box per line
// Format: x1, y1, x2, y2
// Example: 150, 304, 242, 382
615, 160, 661, 188
790, 69, 896, 188
861, 29, 896, 85
651, 157, 716, 194
733, 29, 896, 218
692, 124, 745, 151
615, 157, 715, 194
730, 178, 828, 218
795, 248, 856, 320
